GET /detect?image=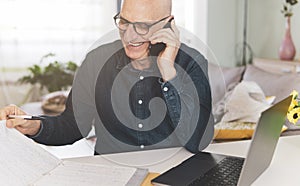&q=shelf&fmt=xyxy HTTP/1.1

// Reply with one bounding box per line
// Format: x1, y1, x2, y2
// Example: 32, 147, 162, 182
253, 58, 300, 74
